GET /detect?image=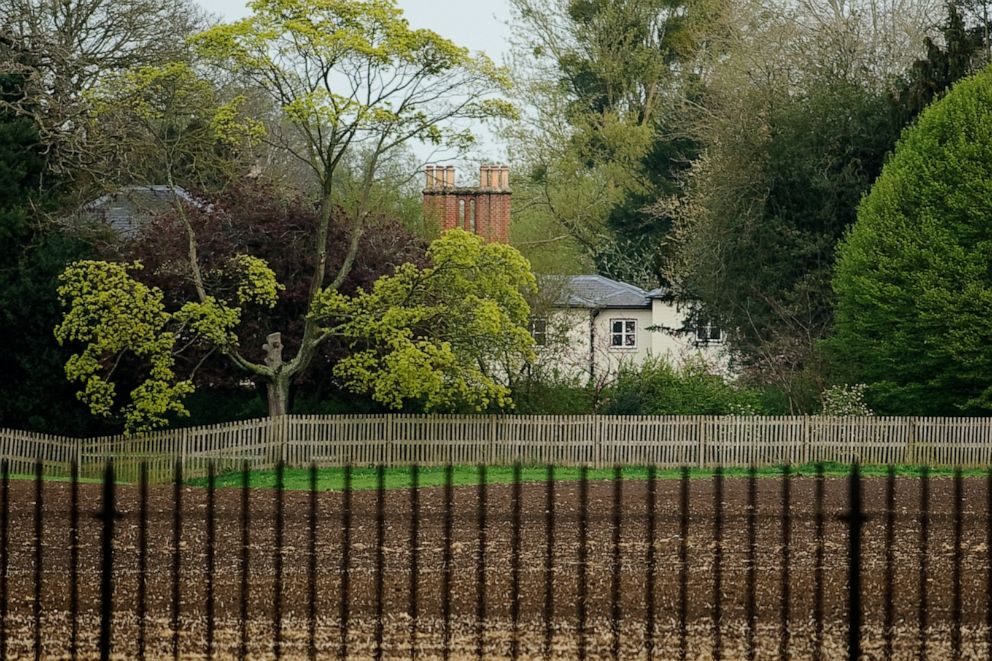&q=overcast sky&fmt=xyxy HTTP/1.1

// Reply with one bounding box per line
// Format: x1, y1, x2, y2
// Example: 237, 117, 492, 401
200, 0, 516, 167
